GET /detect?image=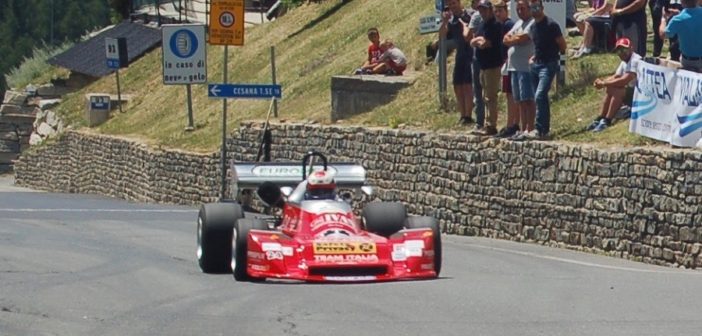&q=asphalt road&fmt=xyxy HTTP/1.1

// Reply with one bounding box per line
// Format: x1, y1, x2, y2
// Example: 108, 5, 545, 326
1, 175, 702, 336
